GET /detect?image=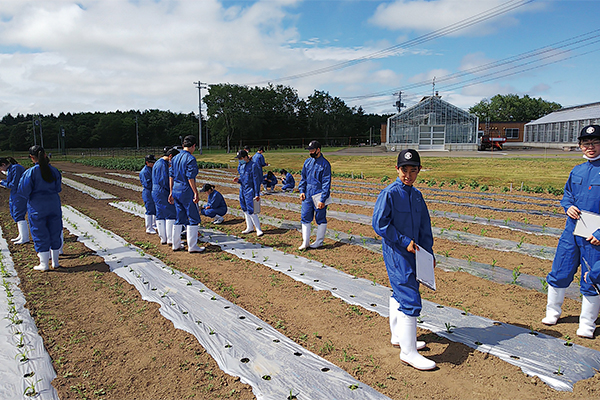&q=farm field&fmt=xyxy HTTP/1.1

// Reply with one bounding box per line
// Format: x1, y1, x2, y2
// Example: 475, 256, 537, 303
3, 157, 600, 400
